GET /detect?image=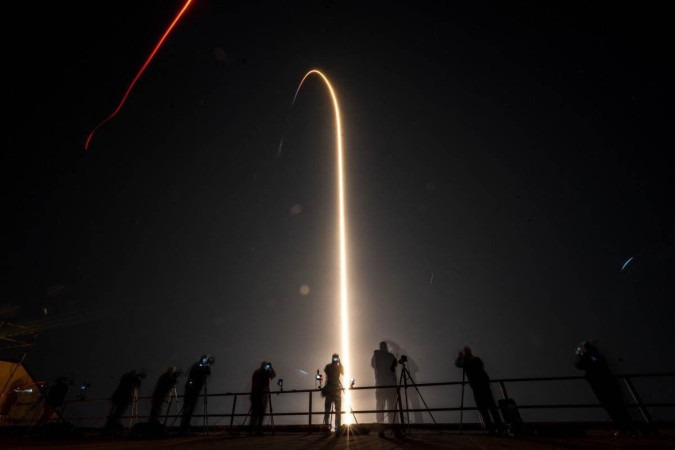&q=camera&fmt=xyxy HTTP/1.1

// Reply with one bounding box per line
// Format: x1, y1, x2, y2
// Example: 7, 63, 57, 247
199, 354, 215, 366
315, 370, 323, 381
332, 356, 340, 364
398, 355, 408, 364
77, 382, 91, 400
264, 362, 272, 371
